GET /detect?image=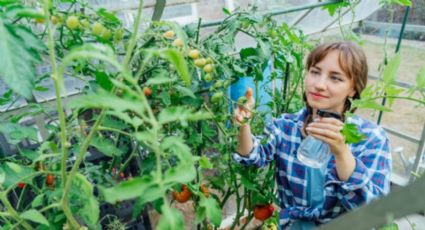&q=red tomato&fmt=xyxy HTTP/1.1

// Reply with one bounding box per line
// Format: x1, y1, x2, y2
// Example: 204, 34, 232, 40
46, 174, 55, 187
17, 182, 26, 189
119, 172, 125, 179
172, 185, 192, 203
253, 204, 274, 221
143, 87, 152, 97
